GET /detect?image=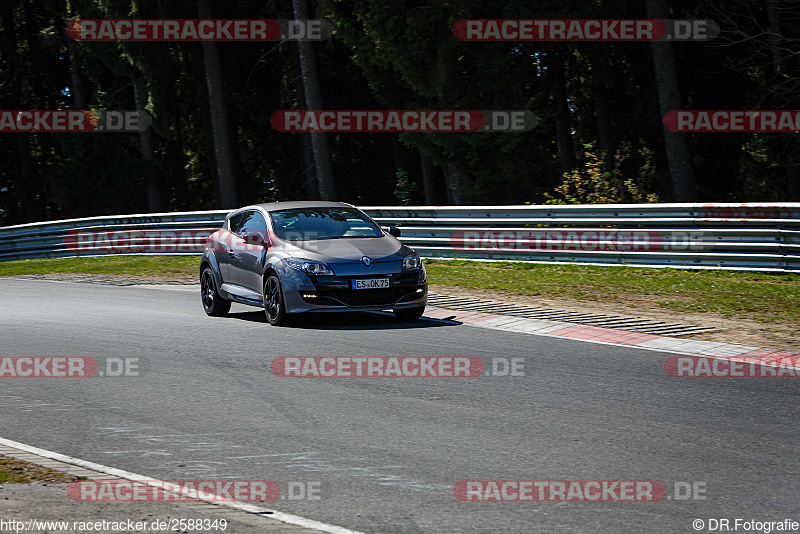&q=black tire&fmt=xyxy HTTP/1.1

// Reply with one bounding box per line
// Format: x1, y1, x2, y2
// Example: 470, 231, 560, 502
393, 306, 425, 321
264, 274, 291, 326
200, 267, 231, 317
